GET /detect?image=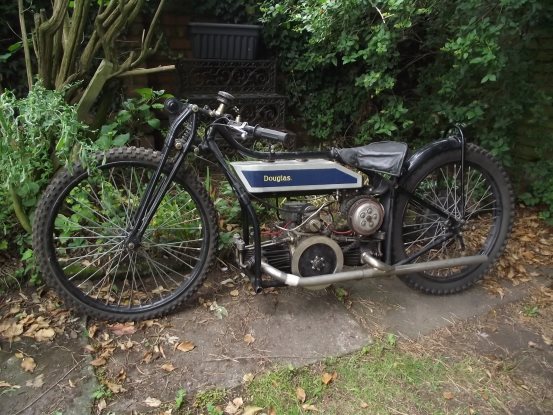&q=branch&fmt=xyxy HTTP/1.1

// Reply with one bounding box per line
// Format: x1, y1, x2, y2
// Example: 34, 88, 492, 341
17, 0, 34, 89
56, 0, 91, 88
109, 0, 167, 78
116, 64, 175, 77
8, 185, 32, 234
